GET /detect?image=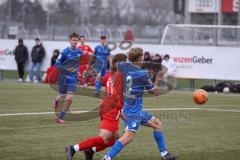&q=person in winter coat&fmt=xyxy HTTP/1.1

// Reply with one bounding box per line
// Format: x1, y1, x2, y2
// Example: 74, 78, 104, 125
14, 38, 28, 82
29, 38, 45, 83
